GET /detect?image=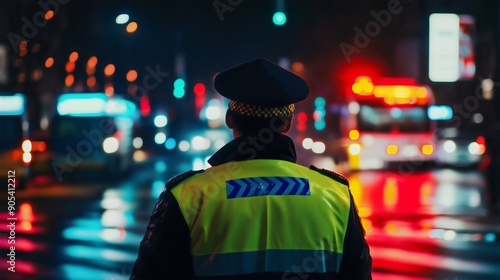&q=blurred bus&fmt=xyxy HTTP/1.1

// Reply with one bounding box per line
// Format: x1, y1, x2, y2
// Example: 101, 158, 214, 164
0, 93, 30, 188
333, 76, 436, 170
51, 93, 139, 180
